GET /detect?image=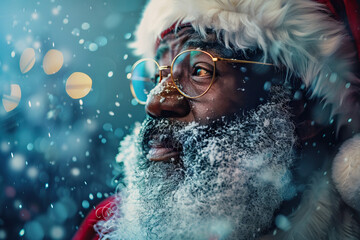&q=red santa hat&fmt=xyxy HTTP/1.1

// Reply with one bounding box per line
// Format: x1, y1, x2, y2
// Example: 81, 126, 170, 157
130, 0, 360, 212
